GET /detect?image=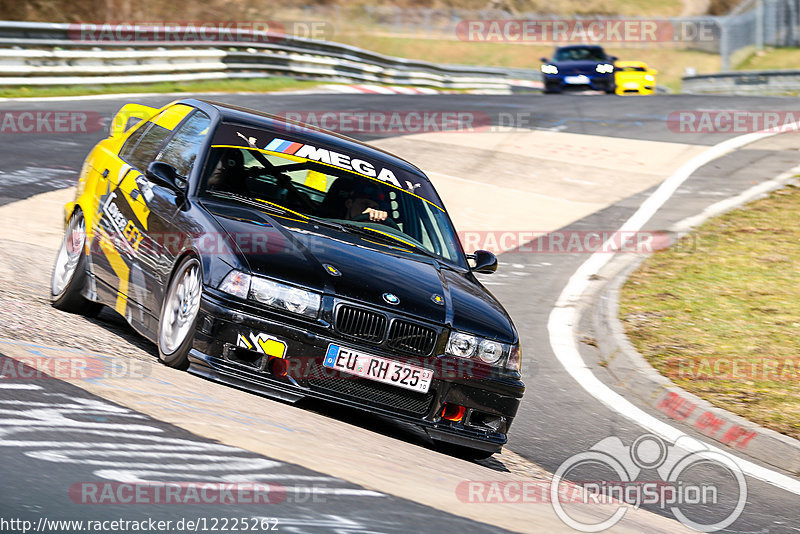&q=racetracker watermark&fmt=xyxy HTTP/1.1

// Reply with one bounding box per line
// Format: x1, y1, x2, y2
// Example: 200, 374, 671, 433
455, 19, 716, 43
70, 482, 287, 504
0, 111, 104, 134
550, 434, 747, 532
68, 21, 333, 43
668, 110, 800, 134
664, 357, 800, 381
0, 355, 149, 380
275, 354, 493, 381
276, 111, 556, 134
456, 480, 581, 503
100, 230, 679, 257
278, 111, 492, 134
458, 230, 672, 255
